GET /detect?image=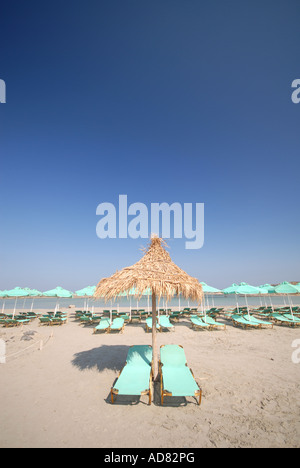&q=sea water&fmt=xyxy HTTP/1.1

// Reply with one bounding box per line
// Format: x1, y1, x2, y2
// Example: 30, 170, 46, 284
0, 294, 299, 313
